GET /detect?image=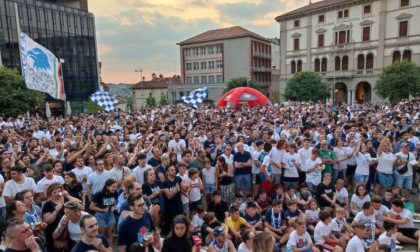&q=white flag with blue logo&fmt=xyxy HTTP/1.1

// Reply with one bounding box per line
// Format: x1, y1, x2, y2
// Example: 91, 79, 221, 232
90, 90, 117, 112
180, 87, 208, 108
19, 32, 63, 100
